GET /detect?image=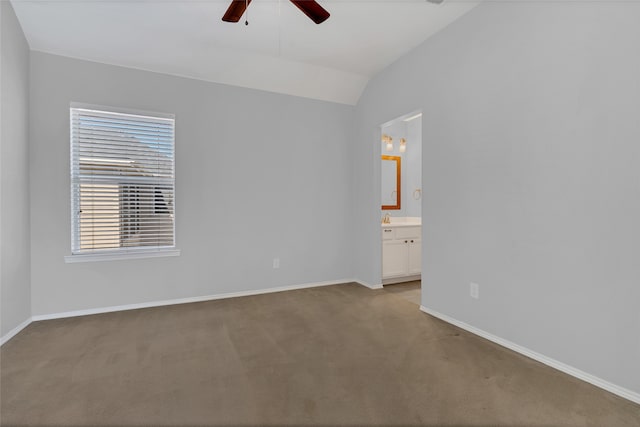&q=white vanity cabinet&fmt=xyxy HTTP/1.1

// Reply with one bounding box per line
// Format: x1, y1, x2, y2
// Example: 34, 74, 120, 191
382, 225, 421, 283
